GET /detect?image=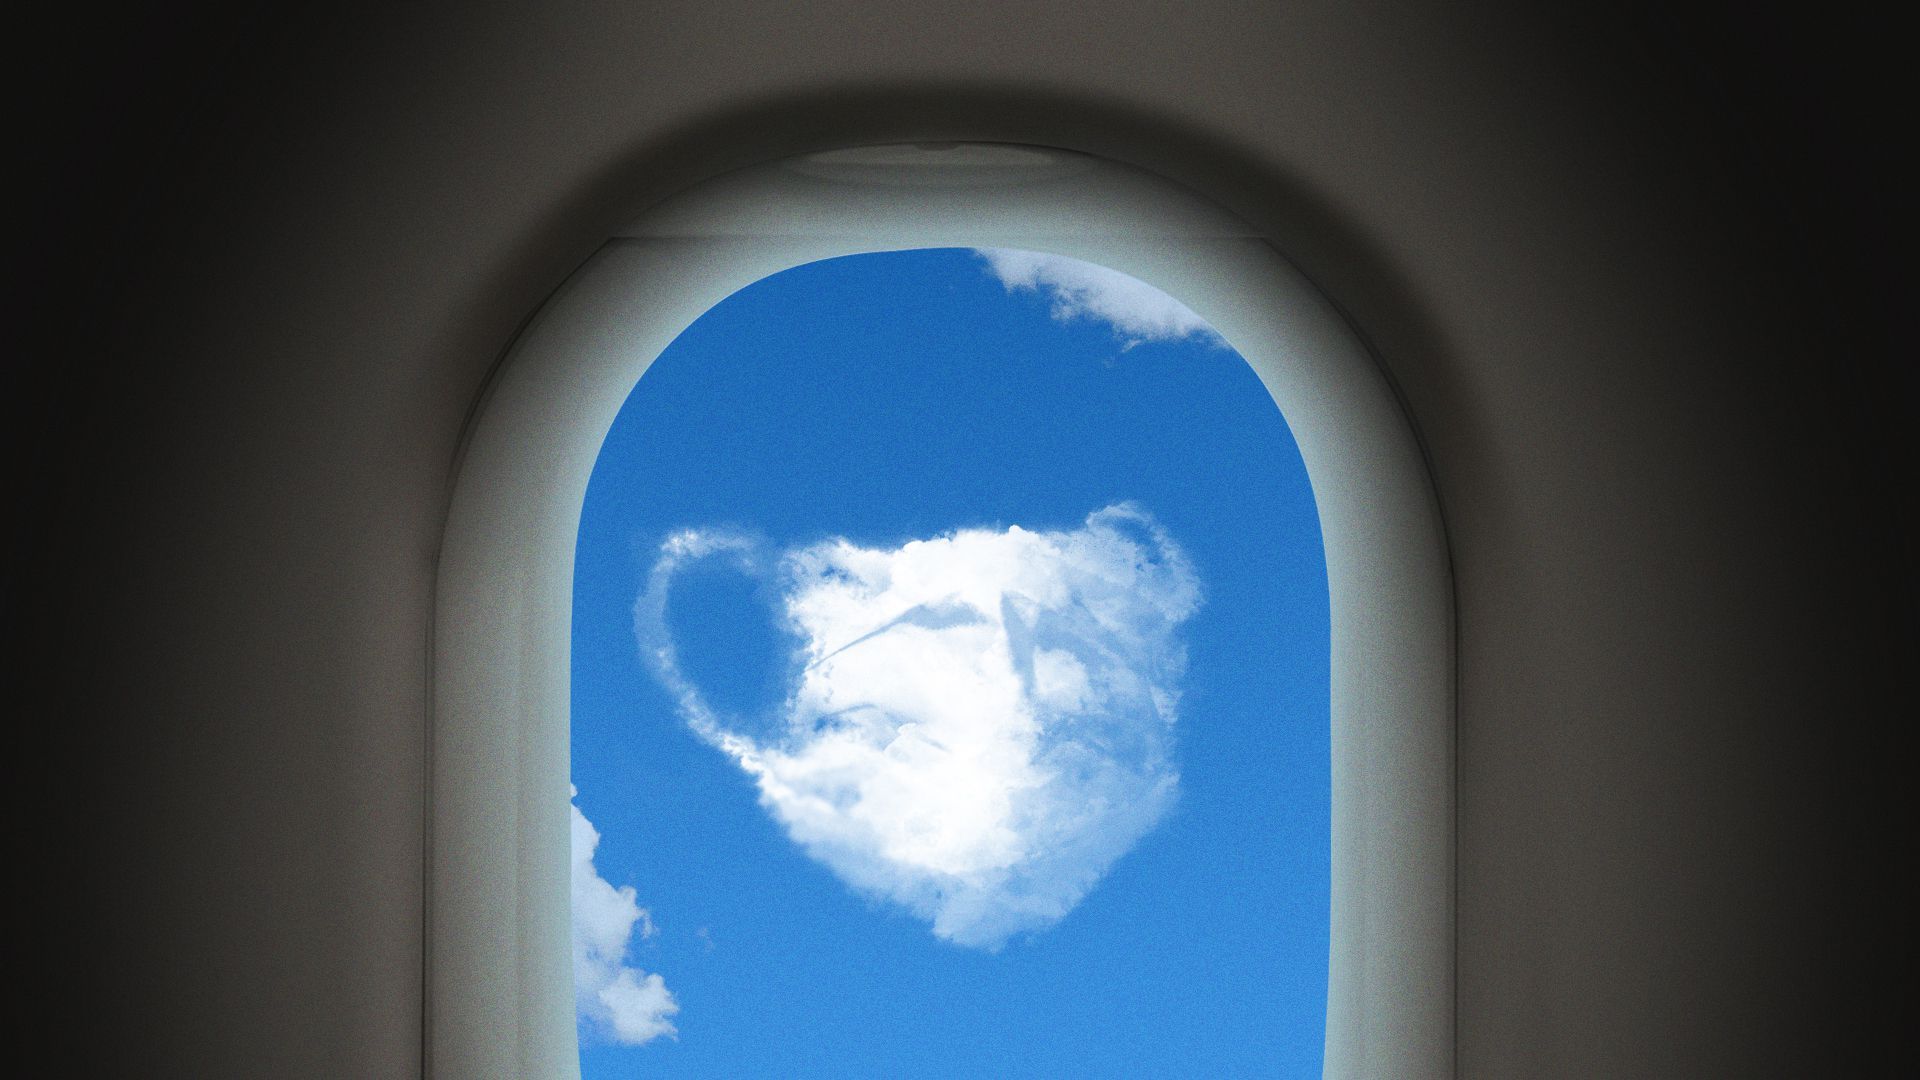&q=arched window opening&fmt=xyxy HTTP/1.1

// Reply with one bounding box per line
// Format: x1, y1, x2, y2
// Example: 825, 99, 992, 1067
570, 248, 1330, 1075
